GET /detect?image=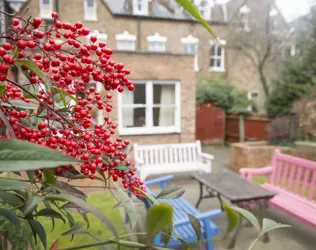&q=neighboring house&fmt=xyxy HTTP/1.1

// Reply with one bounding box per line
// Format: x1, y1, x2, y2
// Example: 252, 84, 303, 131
1, 0, 292, 146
